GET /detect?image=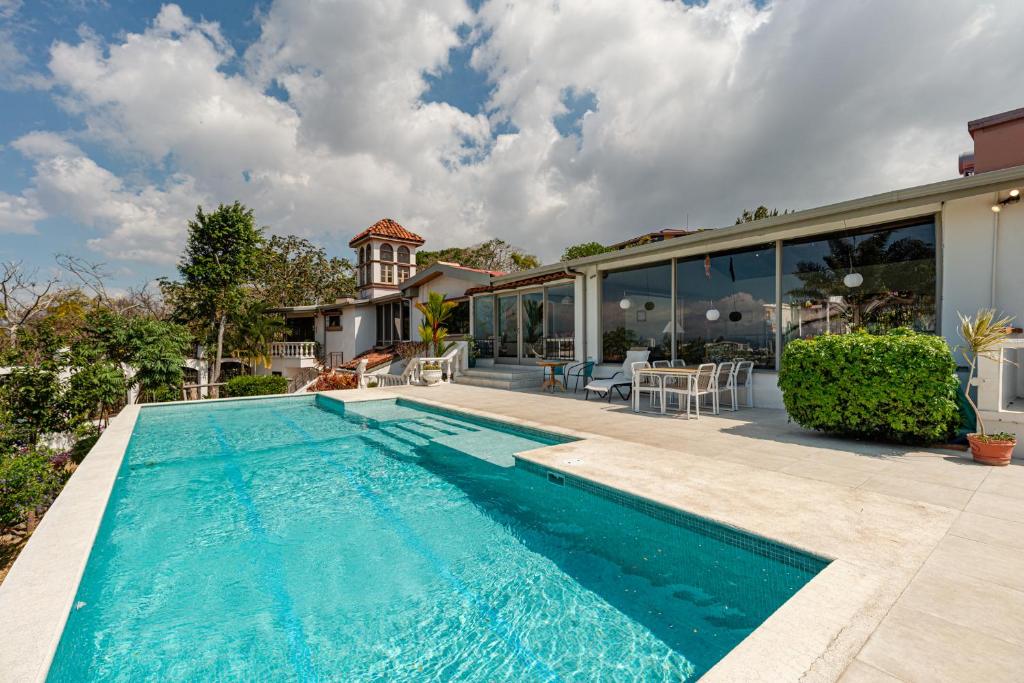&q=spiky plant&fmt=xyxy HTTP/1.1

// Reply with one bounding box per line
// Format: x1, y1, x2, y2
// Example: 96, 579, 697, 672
416, 291, 457, 357
957, 309, 1015, 437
